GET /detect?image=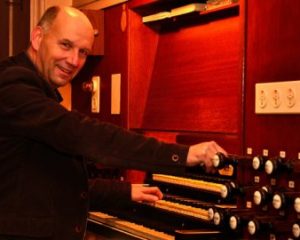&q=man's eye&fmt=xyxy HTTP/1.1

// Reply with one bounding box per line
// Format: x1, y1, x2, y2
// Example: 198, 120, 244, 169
79, 49, 89, 58
60, 42, 71, 49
